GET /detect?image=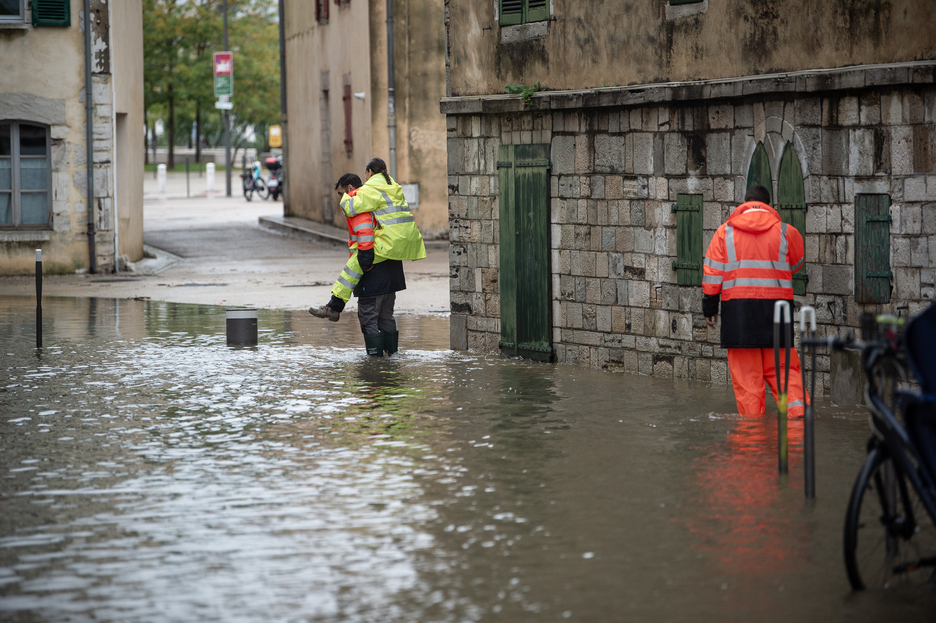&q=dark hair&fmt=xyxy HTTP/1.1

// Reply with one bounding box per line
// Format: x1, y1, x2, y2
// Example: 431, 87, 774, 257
335, 173, 362, 190
365, 157, 392, 185
745, 184, 771, 205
